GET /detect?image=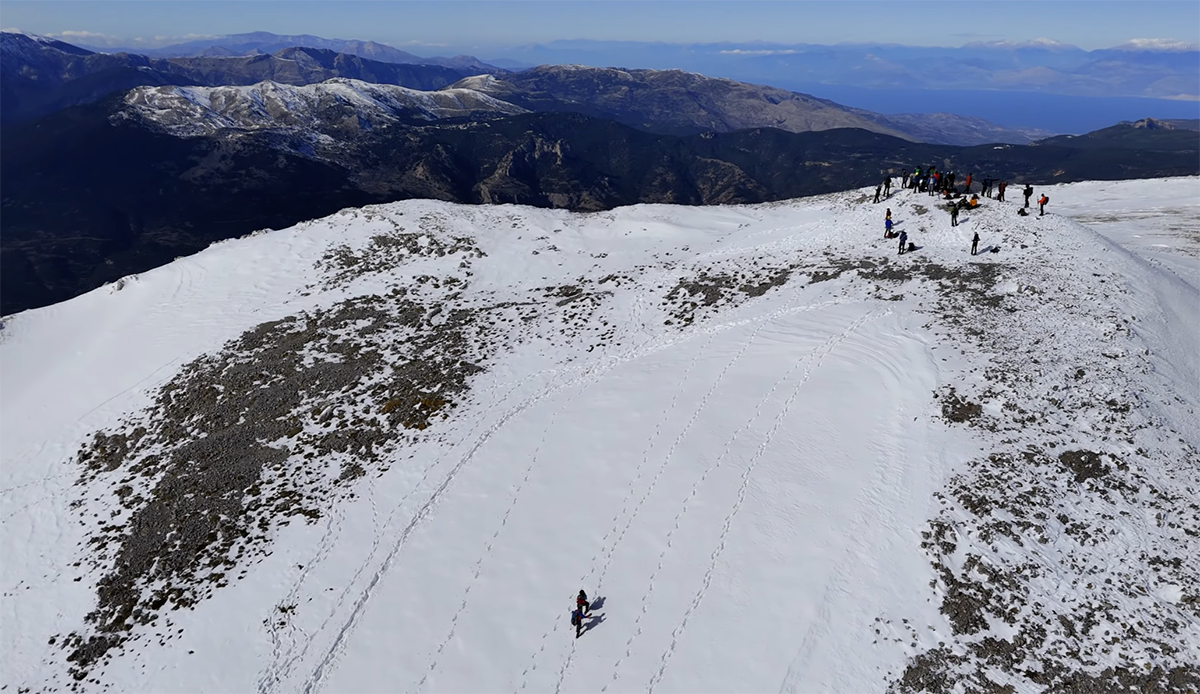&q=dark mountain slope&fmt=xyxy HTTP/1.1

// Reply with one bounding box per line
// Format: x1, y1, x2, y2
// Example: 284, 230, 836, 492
4, 98, 1196, 315
1036, 118, 1200, 149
